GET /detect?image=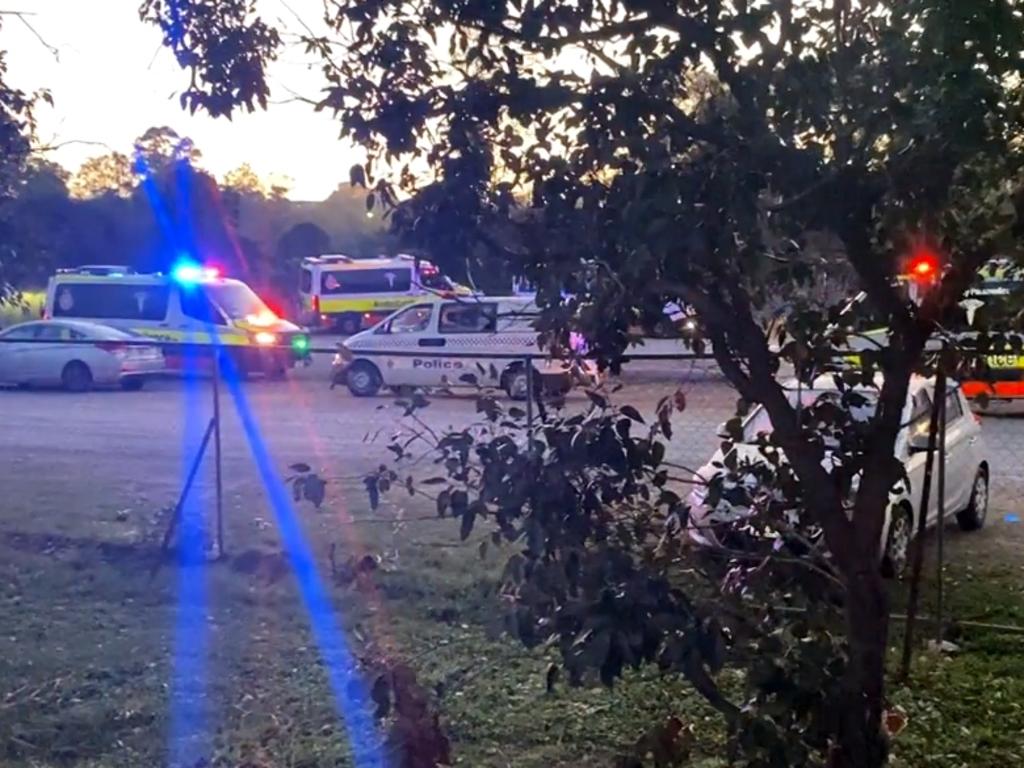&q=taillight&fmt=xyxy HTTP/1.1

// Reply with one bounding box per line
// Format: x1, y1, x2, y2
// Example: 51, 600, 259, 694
312, 295, 320, 314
